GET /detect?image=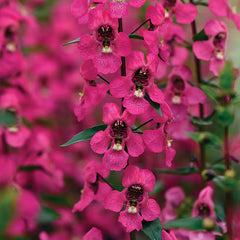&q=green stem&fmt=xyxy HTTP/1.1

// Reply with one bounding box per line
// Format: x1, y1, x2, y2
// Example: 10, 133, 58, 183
224, 127, 233, 240
130, 230, 136, 240
190, 0, 205, 171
